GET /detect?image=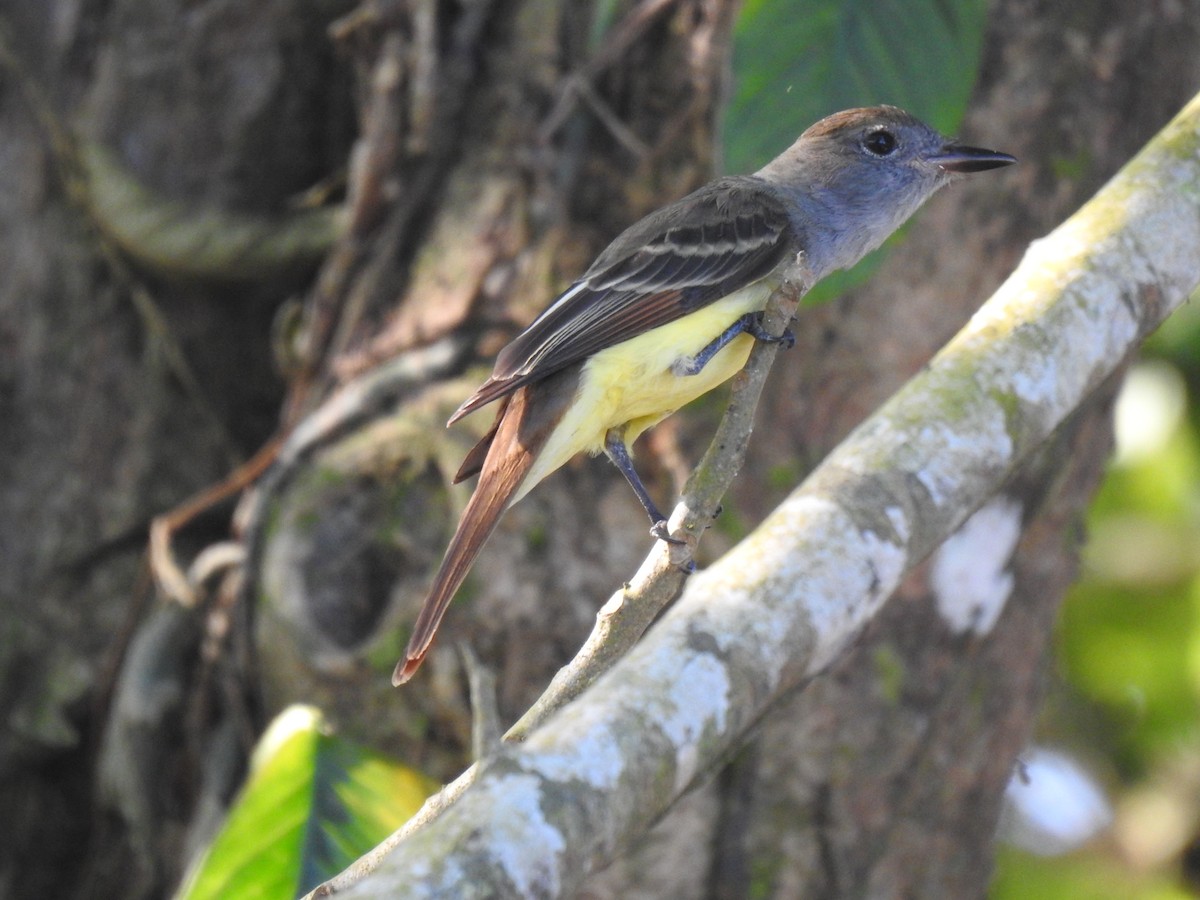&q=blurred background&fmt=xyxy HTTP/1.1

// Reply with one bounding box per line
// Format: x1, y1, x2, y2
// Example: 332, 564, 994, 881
991, 298, 1200, 898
